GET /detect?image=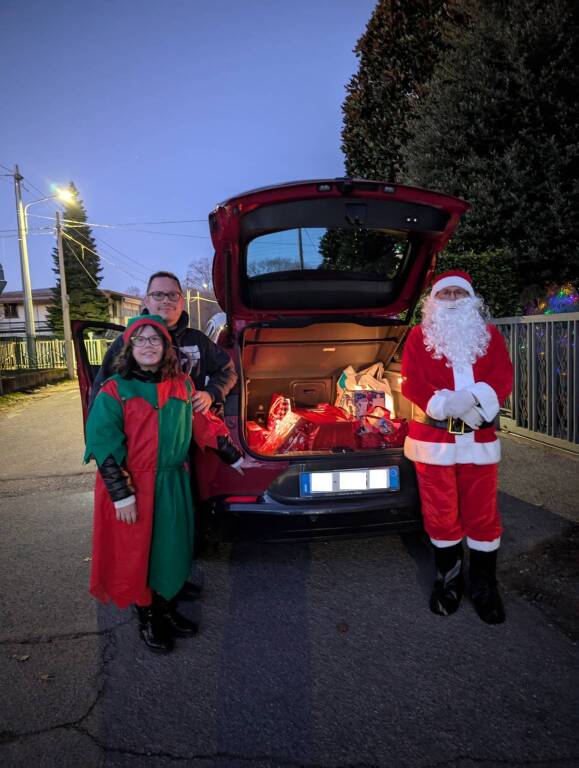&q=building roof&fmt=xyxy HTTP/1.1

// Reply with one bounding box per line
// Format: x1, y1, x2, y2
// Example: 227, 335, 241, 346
1, 288, 142, 303
1, 288, 54, 303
